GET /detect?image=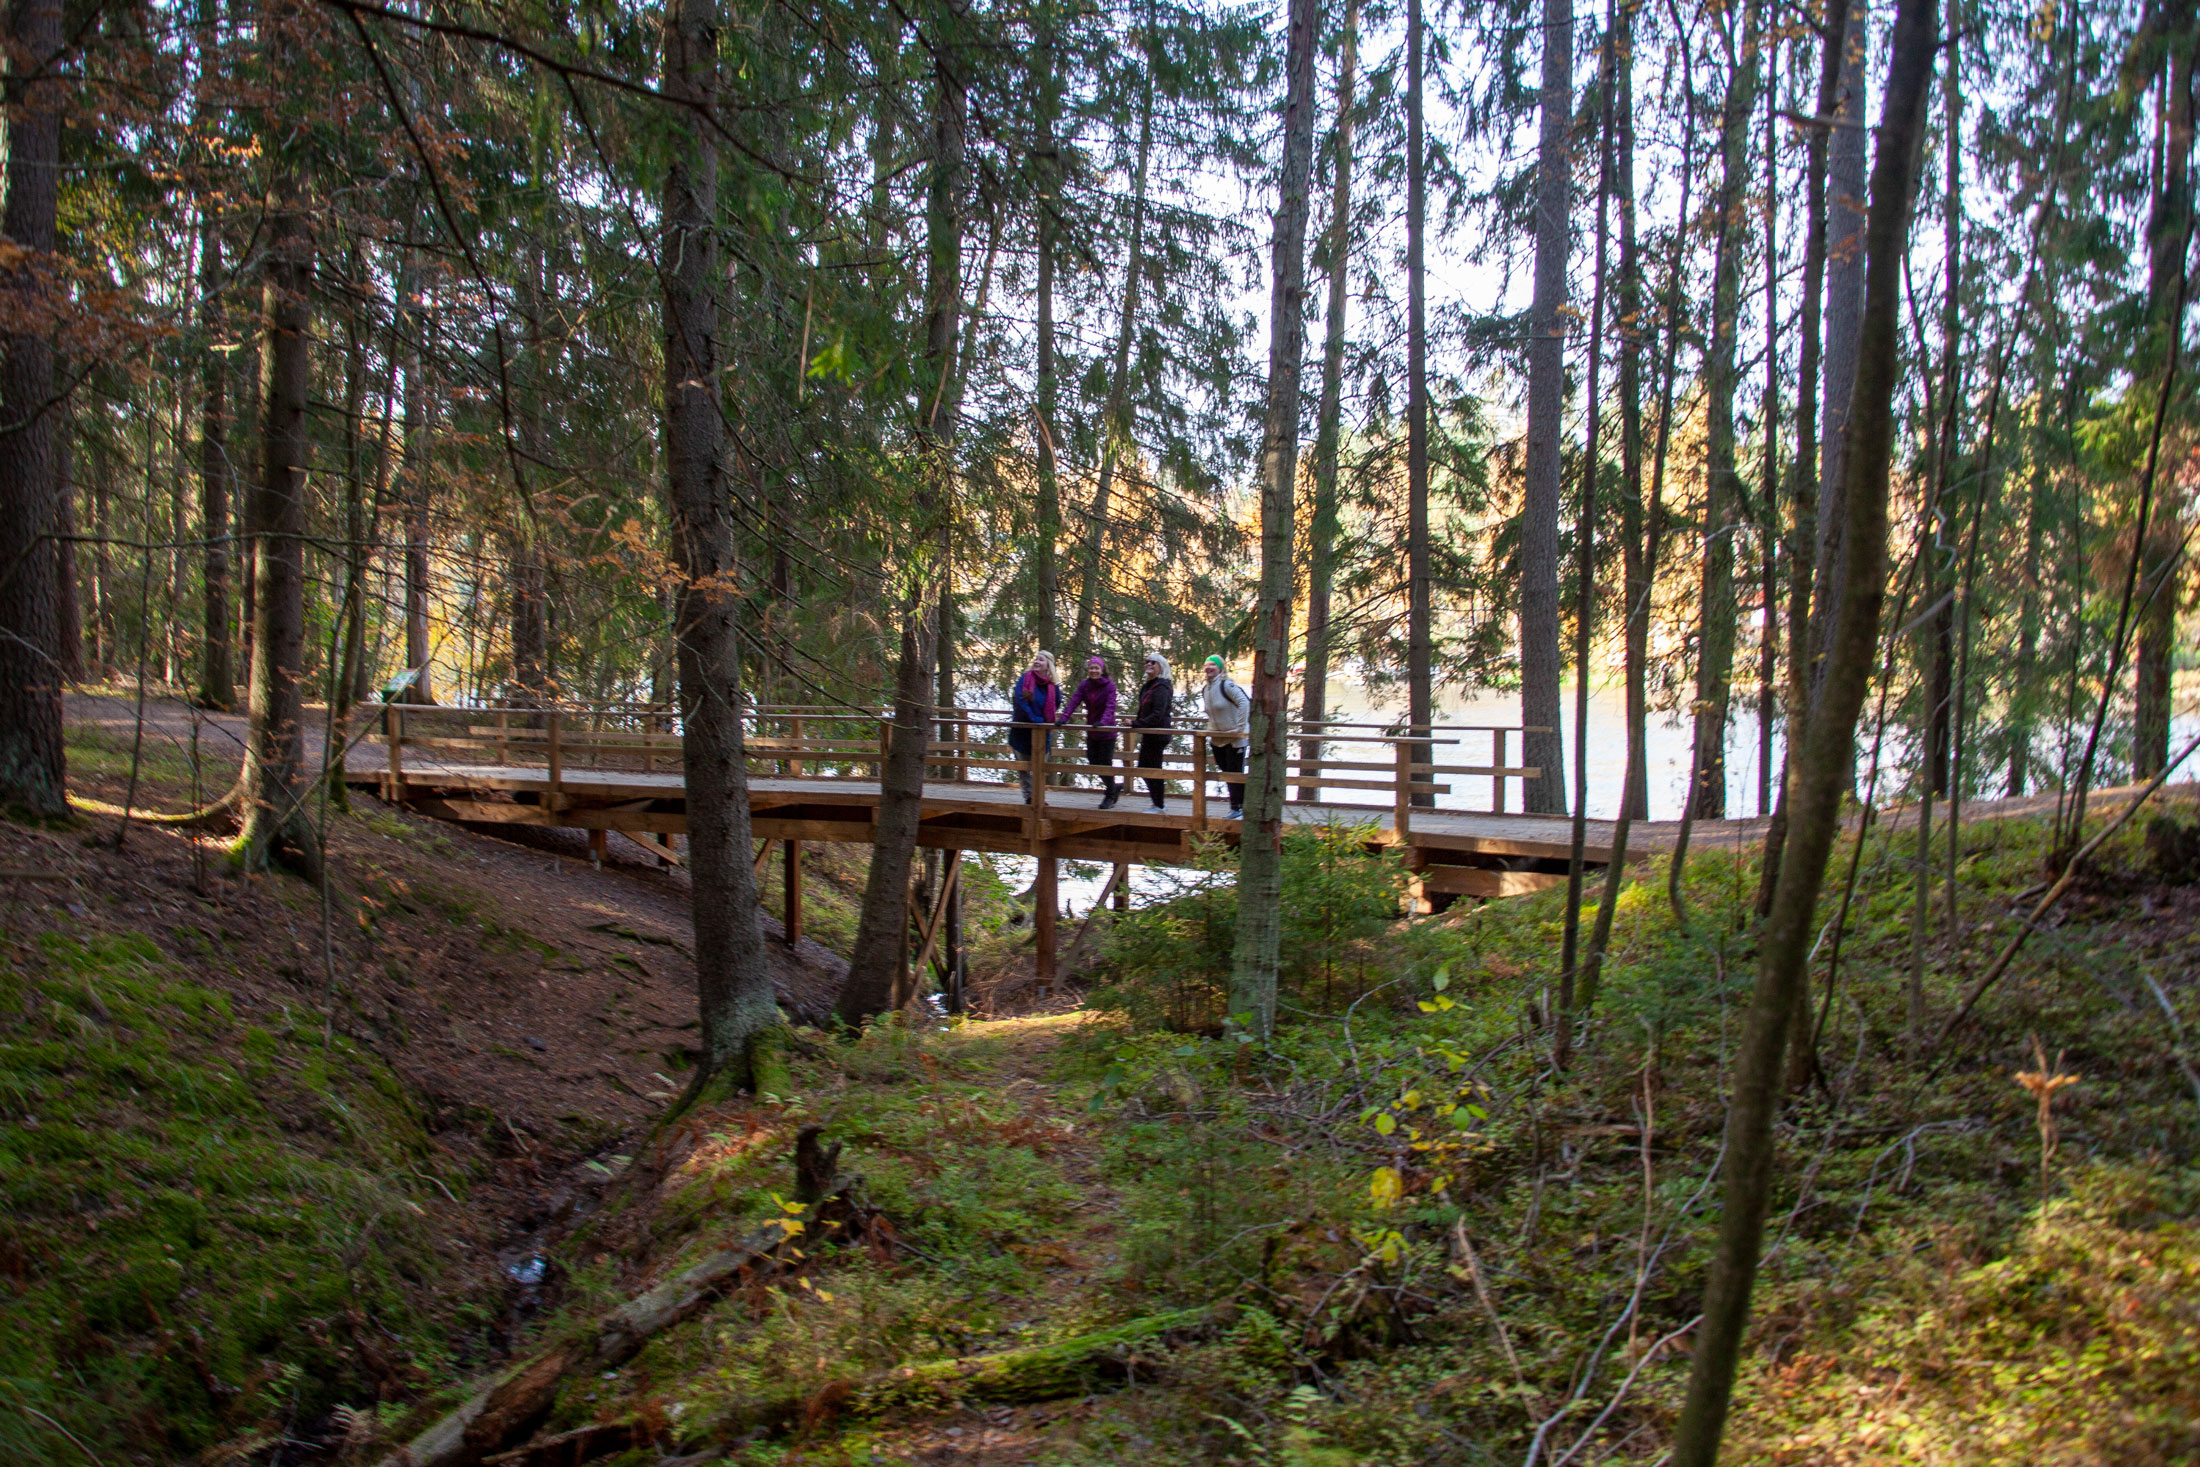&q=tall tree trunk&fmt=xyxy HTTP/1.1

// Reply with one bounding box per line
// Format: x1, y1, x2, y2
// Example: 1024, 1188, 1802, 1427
1070, 36, 1155, 659
1810, 0, 1870, 697
1226, 0, 1319, 1040
1763, 0, 1851, 929
839, 17, 967, 1026
334, 255, 371, 727
1032, 9, 1062, 654
1922, 50, 1965, 799
2135, 3, 2197, 778
1405, 0, 1431, 780
230, 173, 319, 878
1668, 0, 1937, 1455
1558, 0, 1619, 1066
1299, 0, 1358, 802
1684, 0, 1765, 828
661, 0, 779, 1090
198, 214, 237, 711
399, 275, 436, 703
0, 0, 67, 817
1611, 0, 1643, 809
510, 245, 551, 709
2009, 395, 2046, 794
1755, 61, 1781, 820
1519, 0, 1572, 814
